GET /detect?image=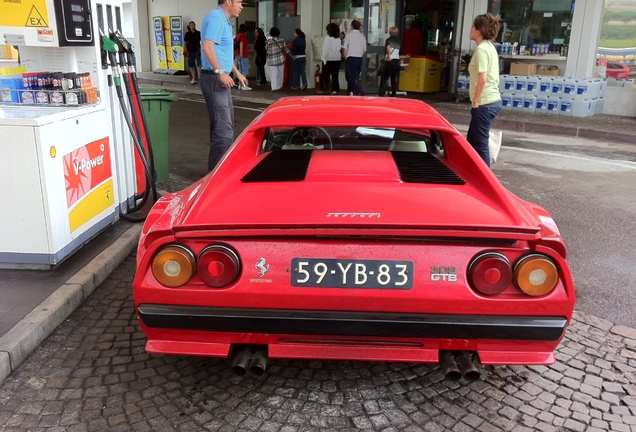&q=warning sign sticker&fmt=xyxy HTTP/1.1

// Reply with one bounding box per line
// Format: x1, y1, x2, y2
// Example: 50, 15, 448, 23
0, 0, 49, 28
